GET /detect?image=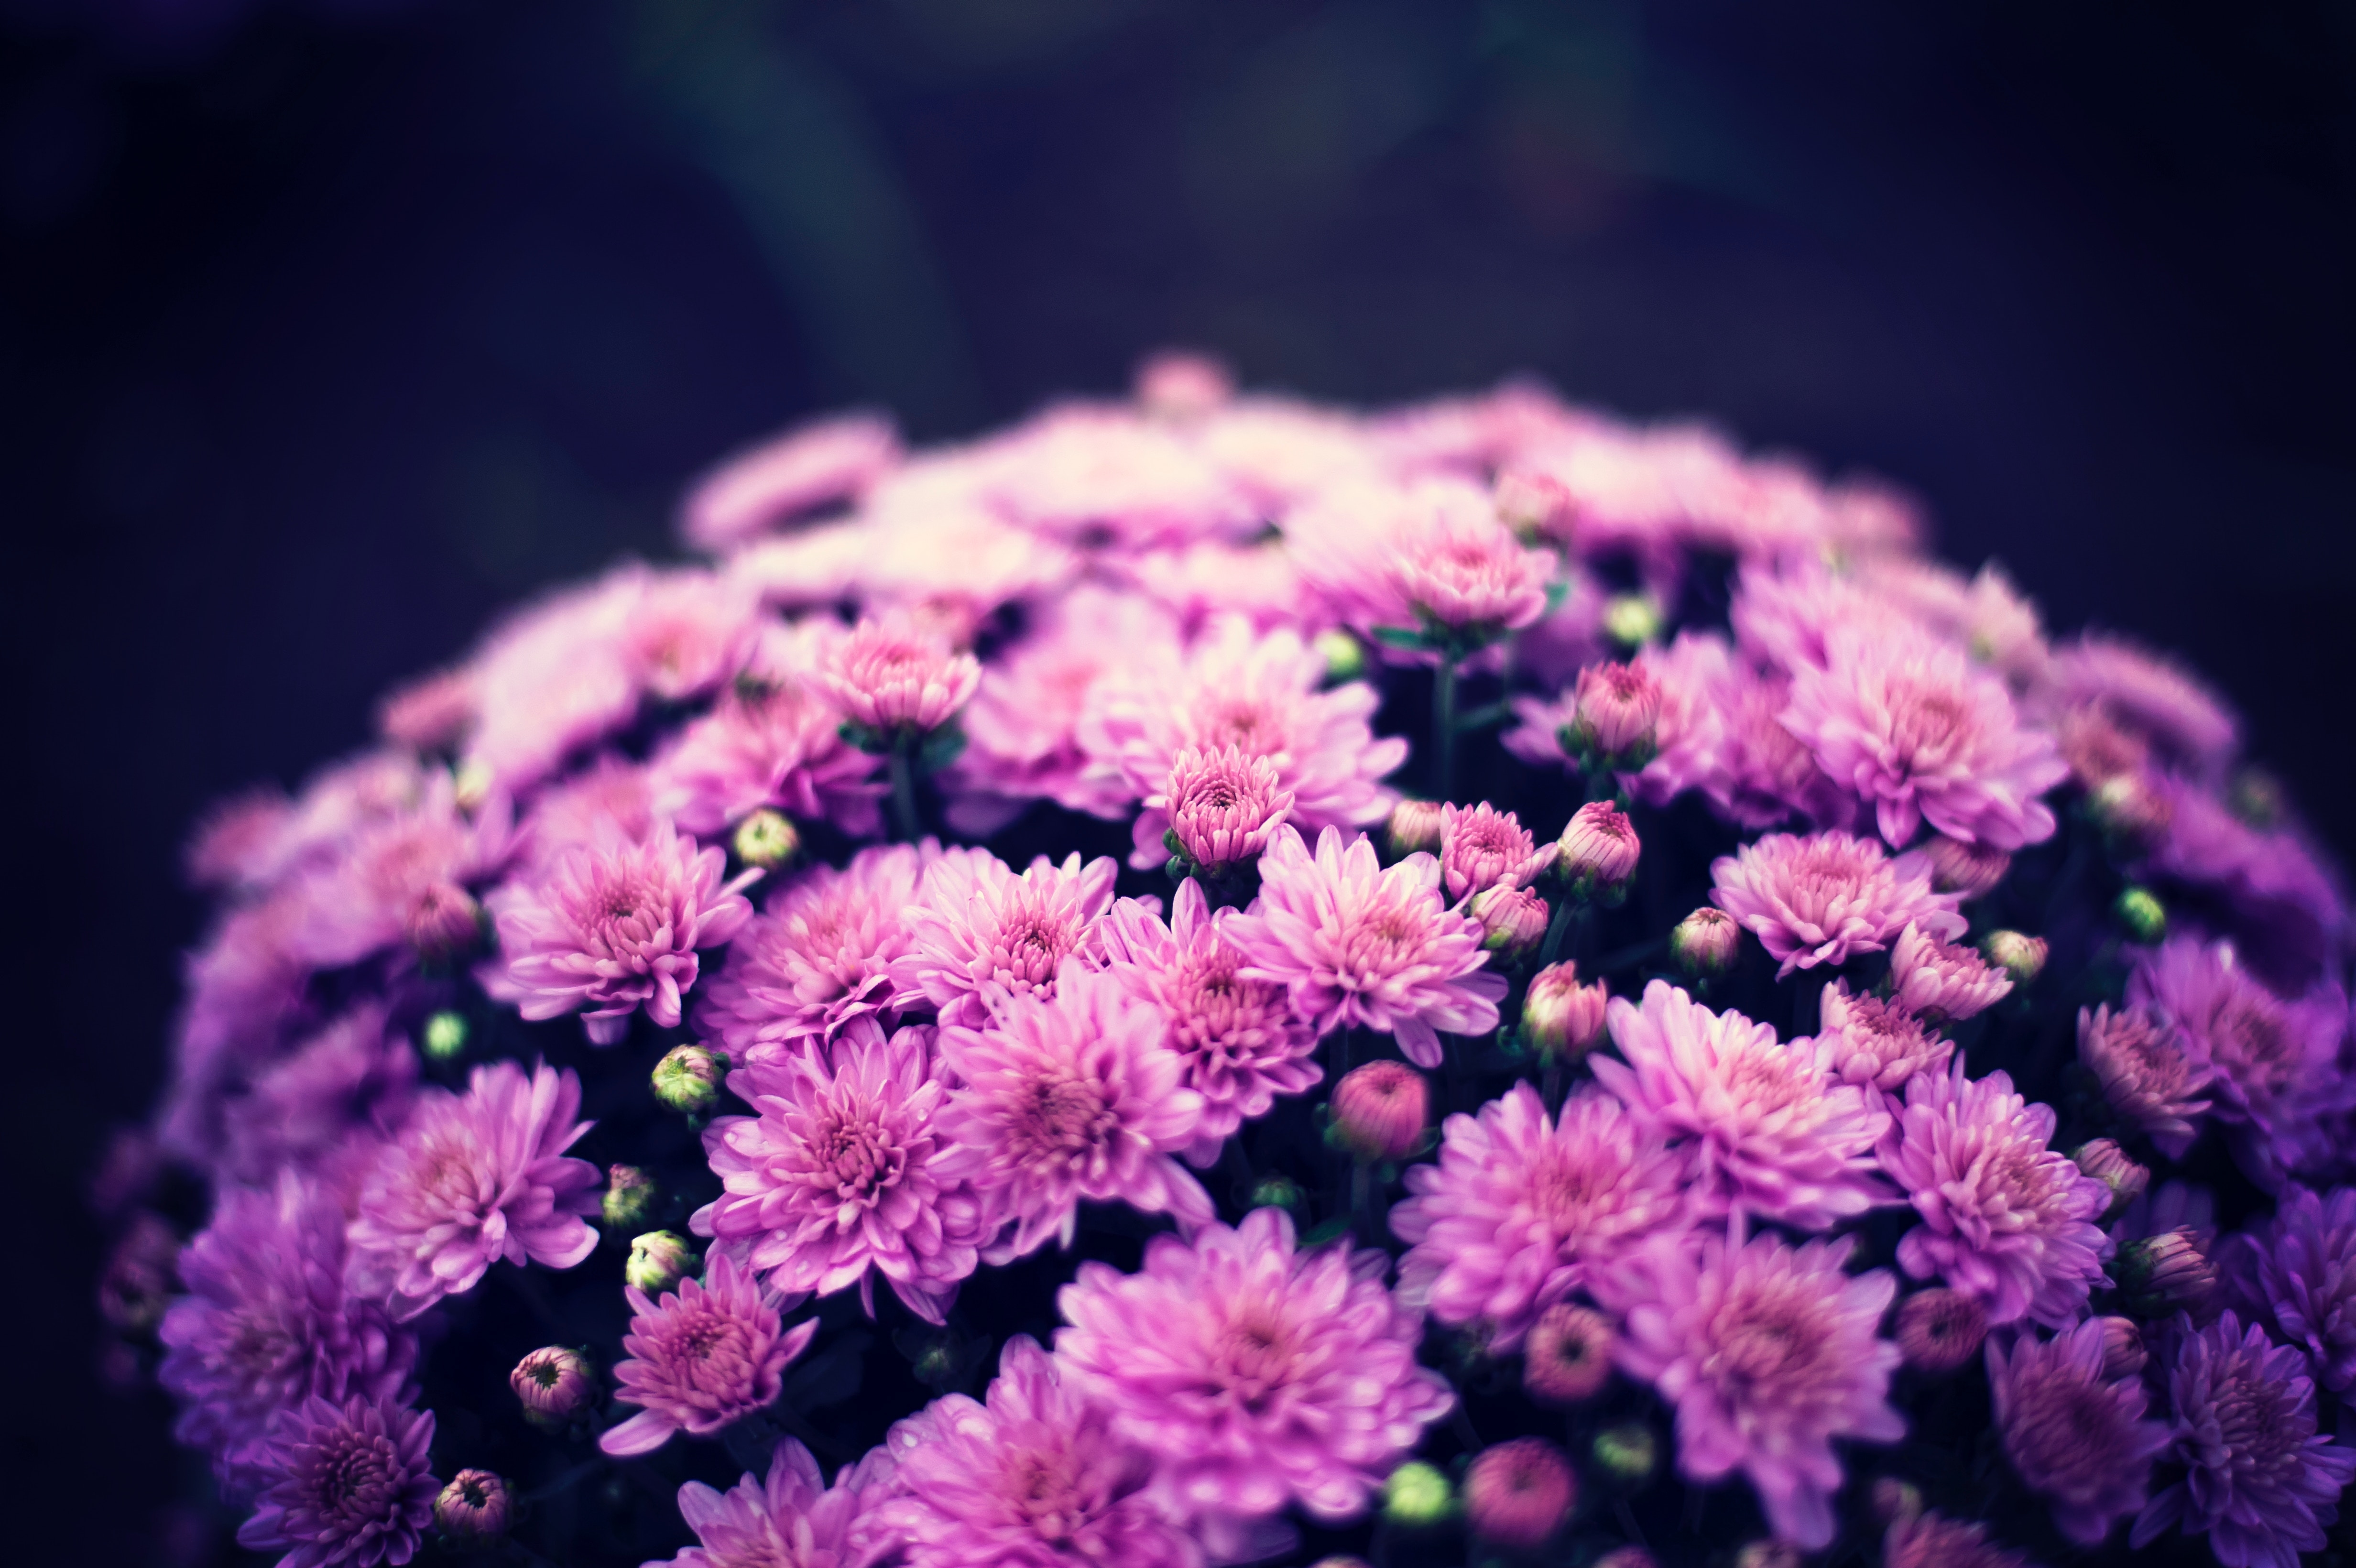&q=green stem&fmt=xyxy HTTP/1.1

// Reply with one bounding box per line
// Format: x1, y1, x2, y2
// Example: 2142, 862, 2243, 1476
1351, 1160, 1375, 1242
1432, 652, 1459, 802
1537, 897, 1579, 970
887, 735, 920, 843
